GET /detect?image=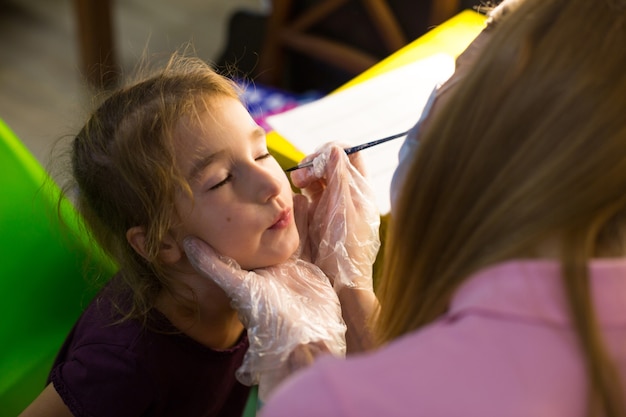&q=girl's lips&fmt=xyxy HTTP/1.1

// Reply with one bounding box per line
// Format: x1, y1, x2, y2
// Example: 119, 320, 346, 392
269, 209, 292, 230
